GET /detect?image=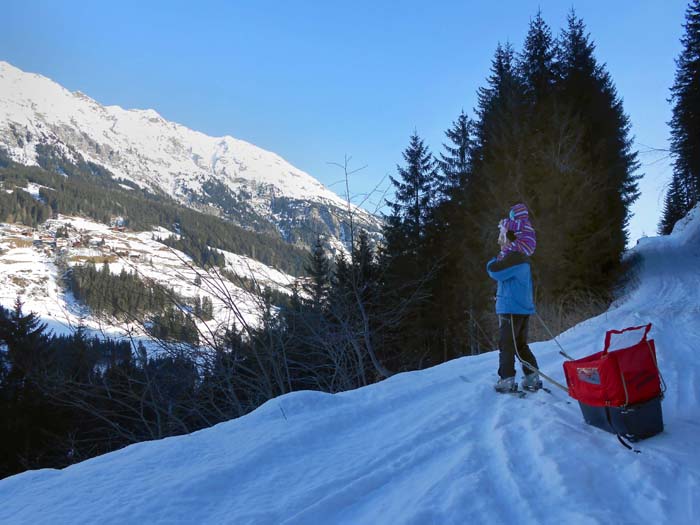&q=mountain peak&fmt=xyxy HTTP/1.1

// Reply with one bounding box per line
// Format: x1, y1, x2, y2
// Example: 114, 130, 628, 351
0, 60, 381, 248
